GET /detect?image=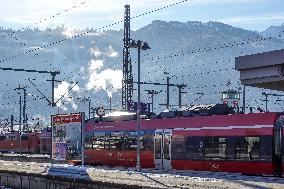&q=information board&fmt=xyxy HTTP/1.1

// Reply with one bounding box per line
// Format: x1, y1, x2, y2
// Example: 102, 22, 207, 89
51, 113, 85, 162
